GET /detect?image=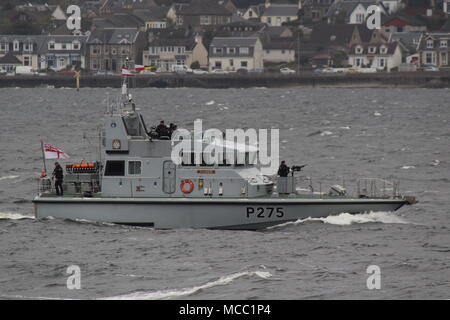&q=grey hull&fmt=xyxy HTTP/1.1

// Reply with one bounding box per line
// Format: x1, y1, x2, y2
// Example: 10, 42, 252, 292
33, 196, 407, 230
